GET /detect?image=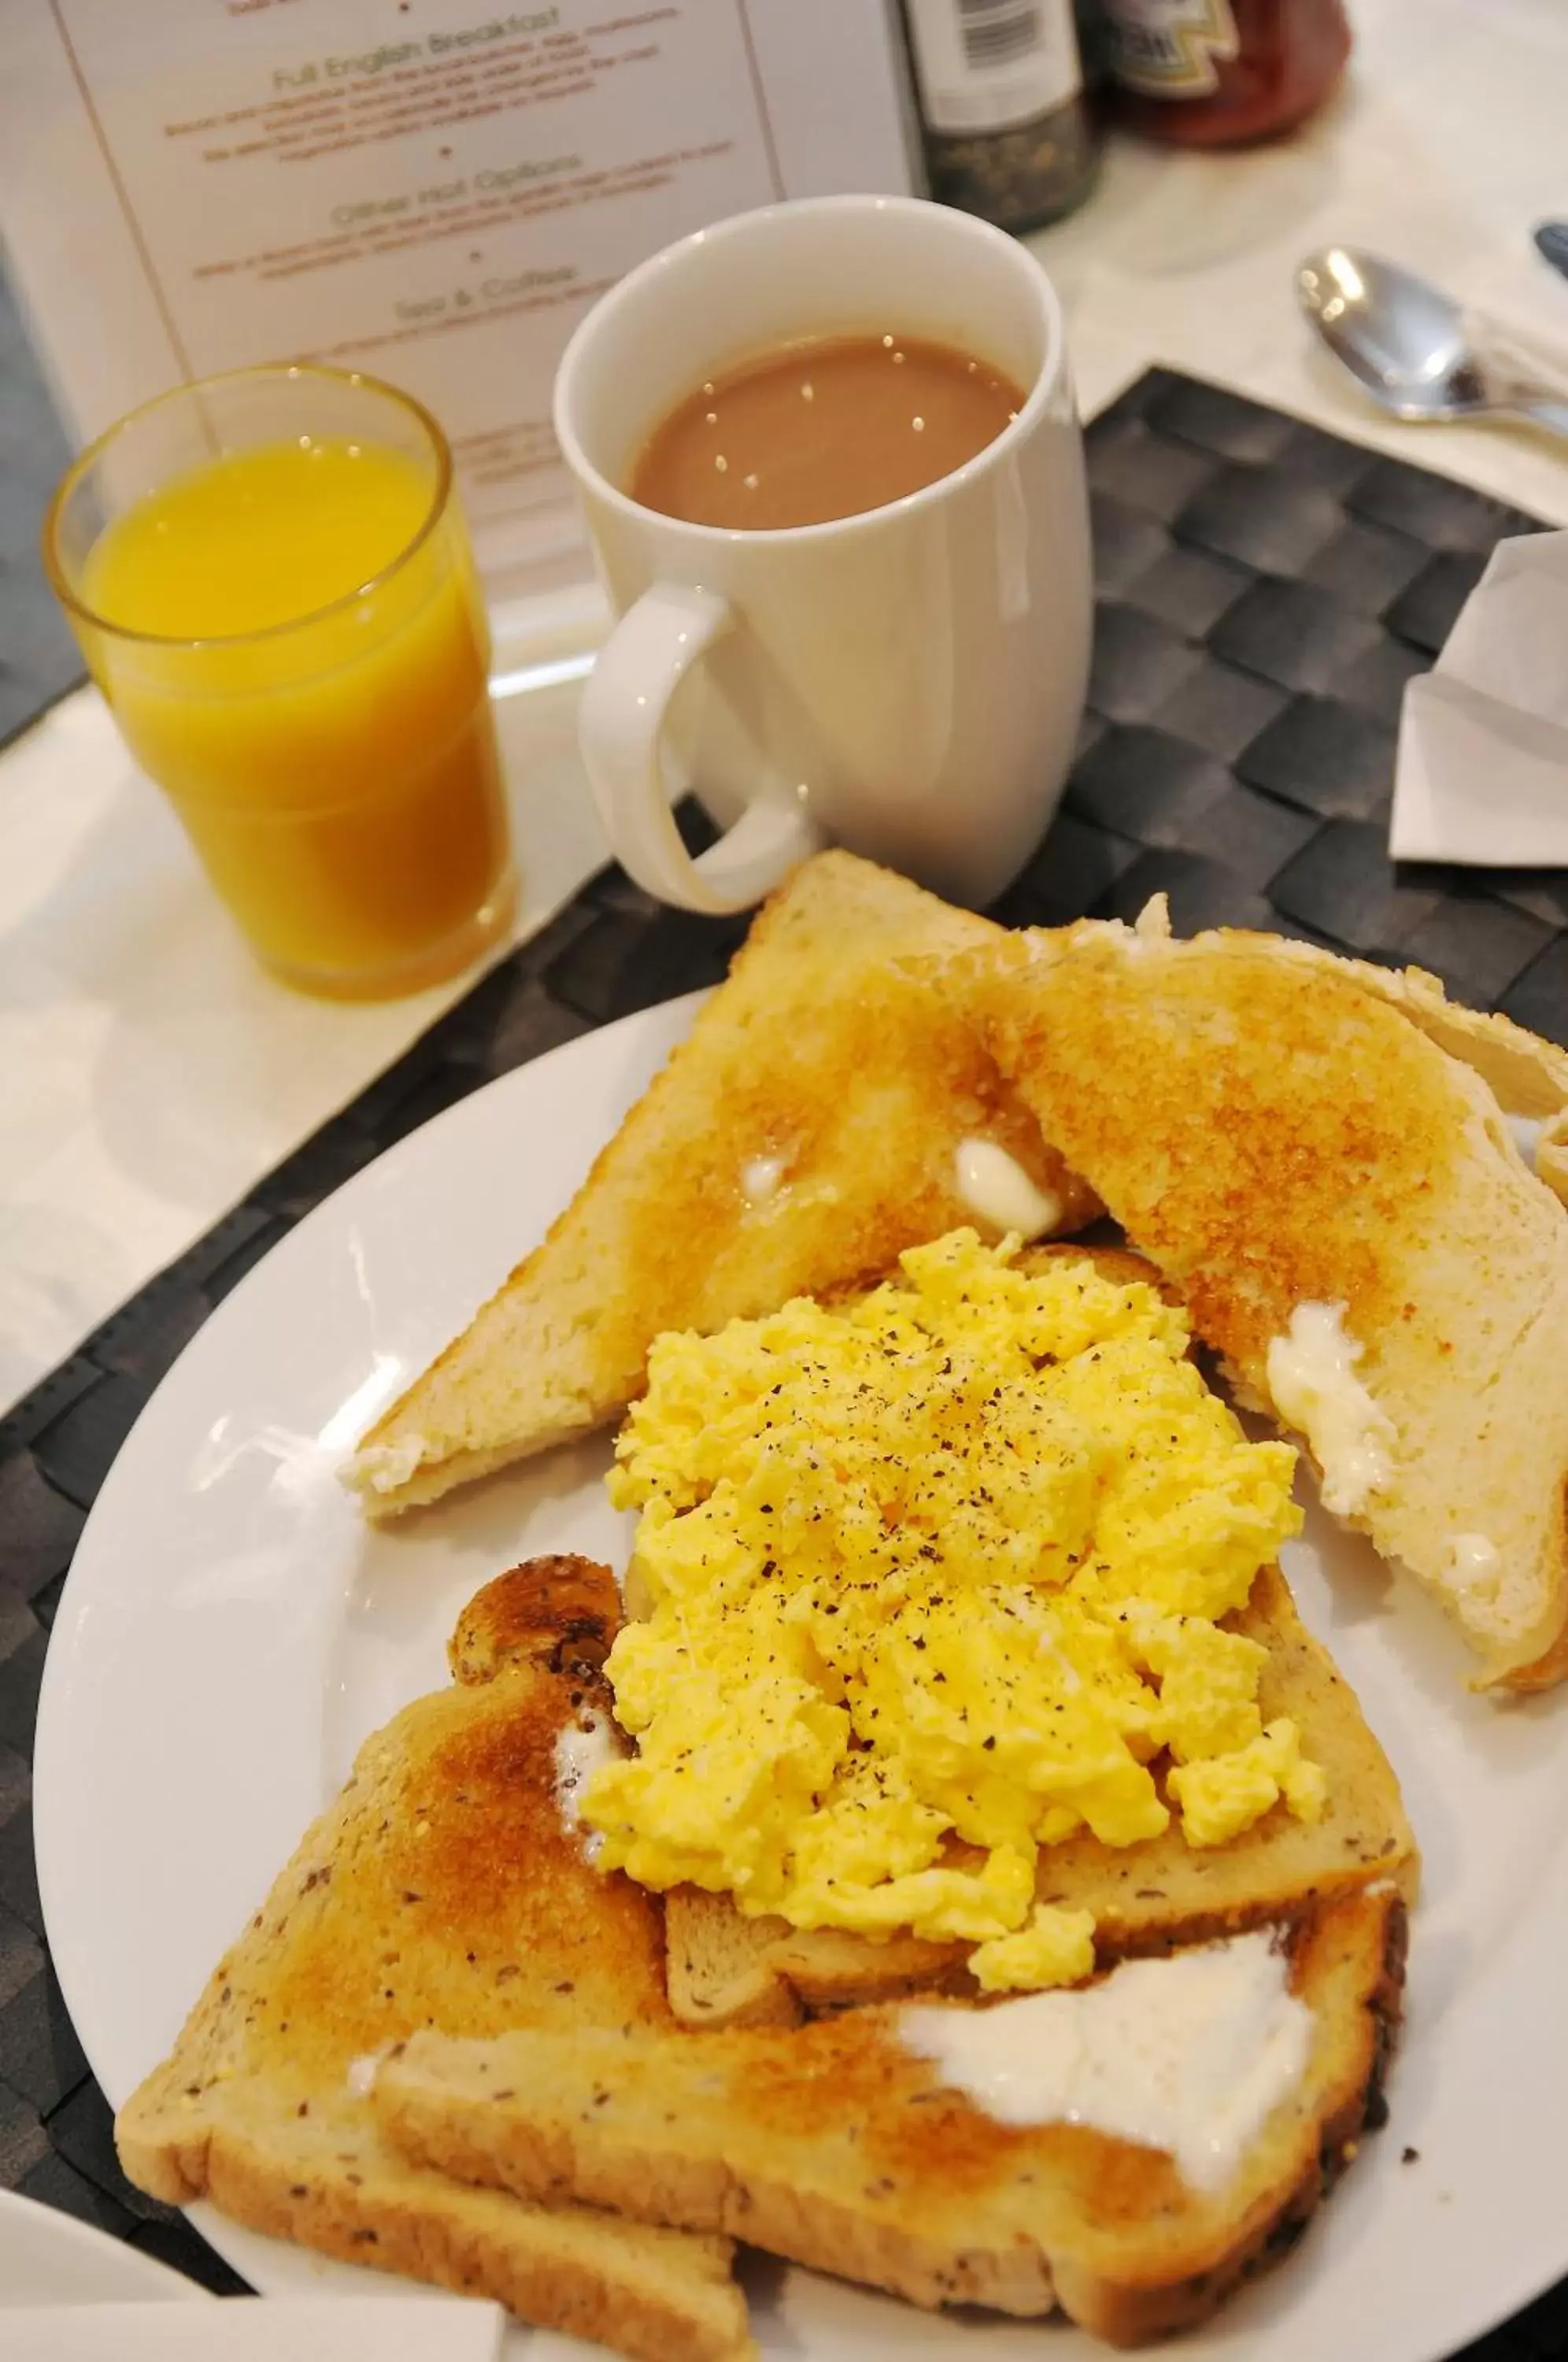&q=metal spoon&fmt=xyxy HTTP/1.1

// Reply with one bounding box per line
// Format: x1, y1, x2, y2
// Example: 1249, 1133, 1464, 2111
1297, 246, 1568, 442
